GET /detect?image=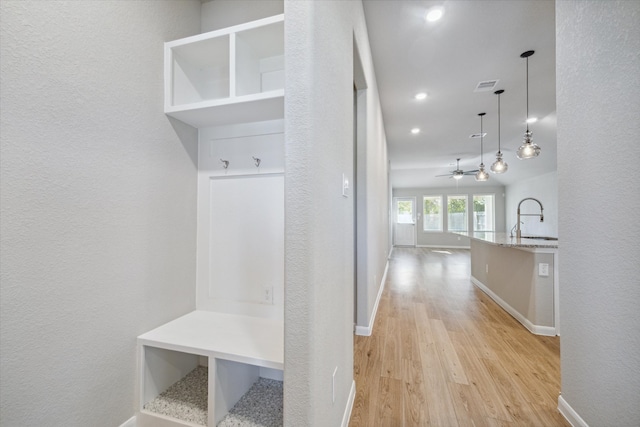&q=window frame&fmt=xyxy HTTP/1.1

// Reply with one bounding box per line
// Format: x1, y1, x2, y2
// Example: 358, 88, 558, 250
395, 198, 415, 224
422, 195, 443, 232
446, 194, 468, 232
472, 194, 496, 232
